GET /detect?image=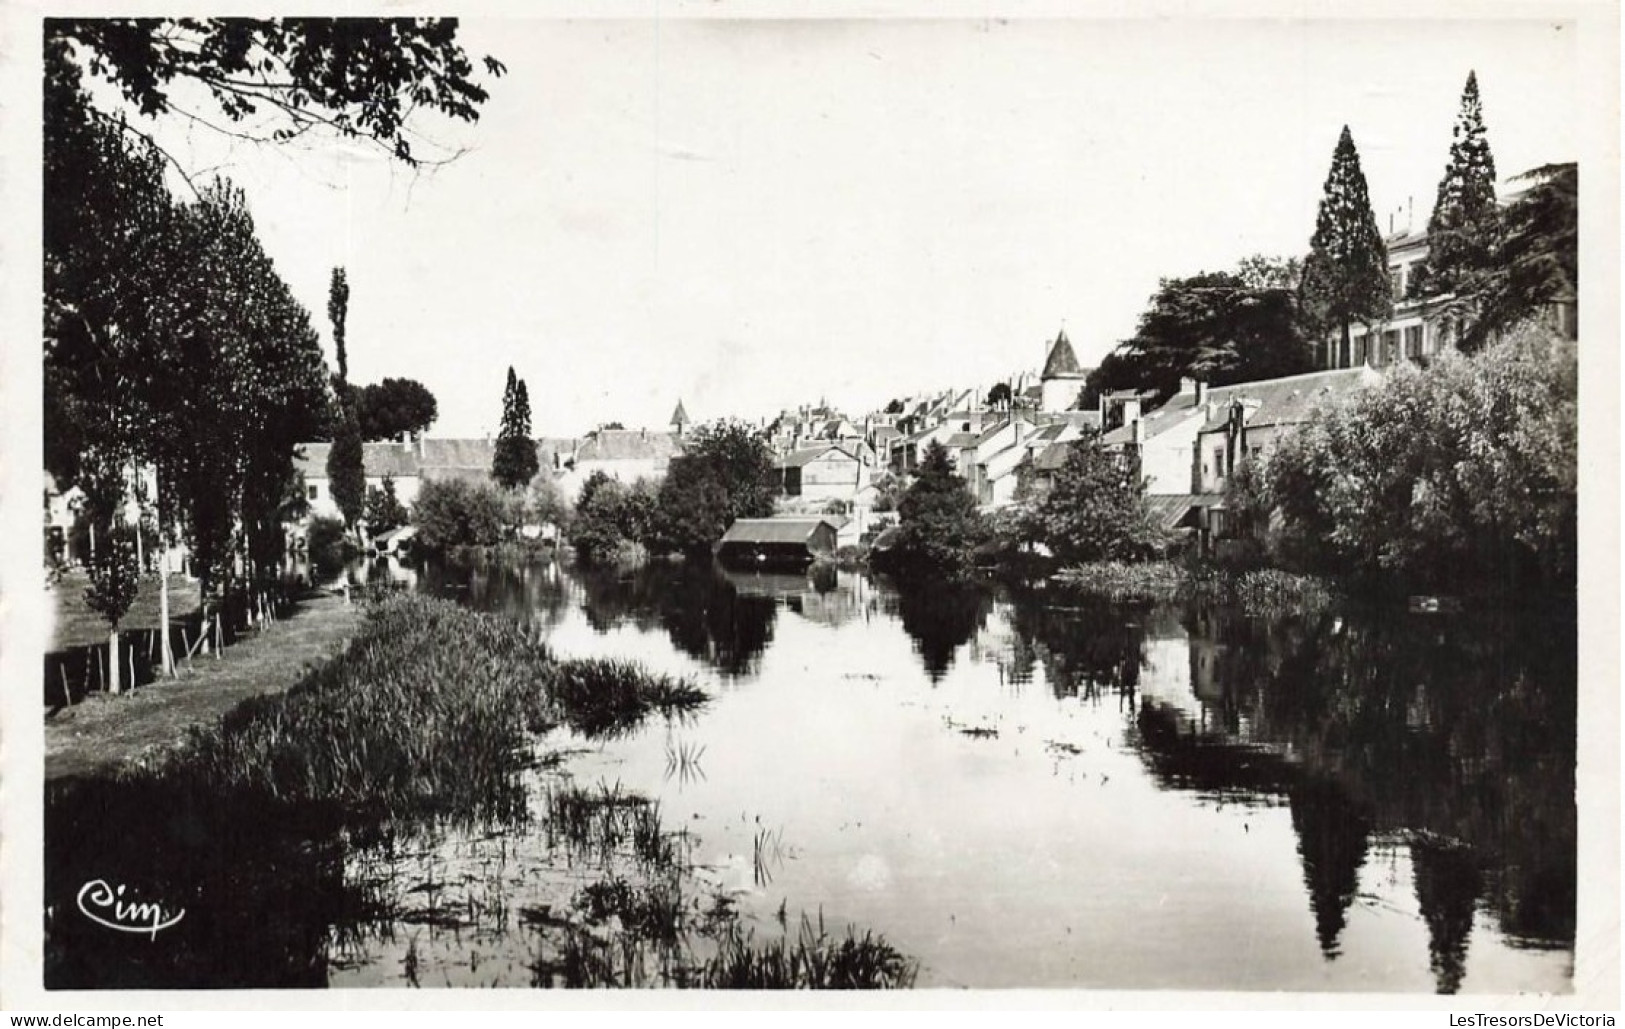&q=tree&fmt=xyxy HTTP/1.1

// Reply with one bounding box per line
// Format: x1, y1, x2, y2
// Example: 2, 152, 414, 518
492, 366, 539, 489
1021, 434, 1164, 565
1265, 323, 1575, 593
1301, 126, 1393, 366
647, 420, 777, 554
571, 472, 636, 564
1463, 163, 1577, 350
1110, 269, 1315, 400
364, 474, 407, 533
47, 18, 505, 167
356, 377, 439, 440
325, 267, 365, 531
986, 382, 1013, 409
884, 398, 906, 415
328, 267, 350, 385
412, 479, 504, 550
1413, 72, 1501, 301
886, 441, 988, 576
